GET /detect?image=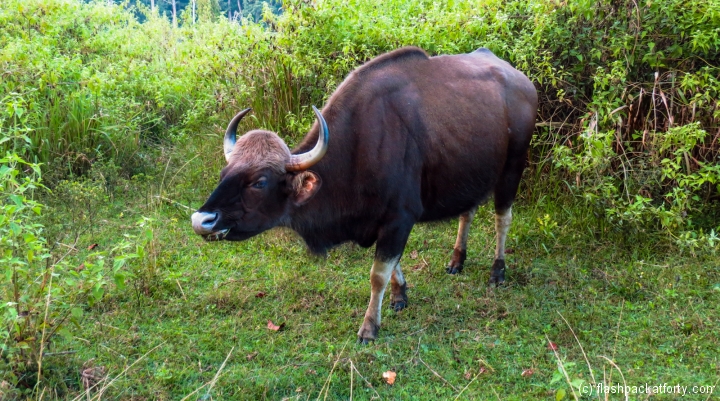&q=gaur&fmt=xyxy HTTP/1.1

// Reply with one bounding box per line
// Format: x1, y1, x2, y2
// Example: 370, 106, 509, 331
191, 47, 538, 342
